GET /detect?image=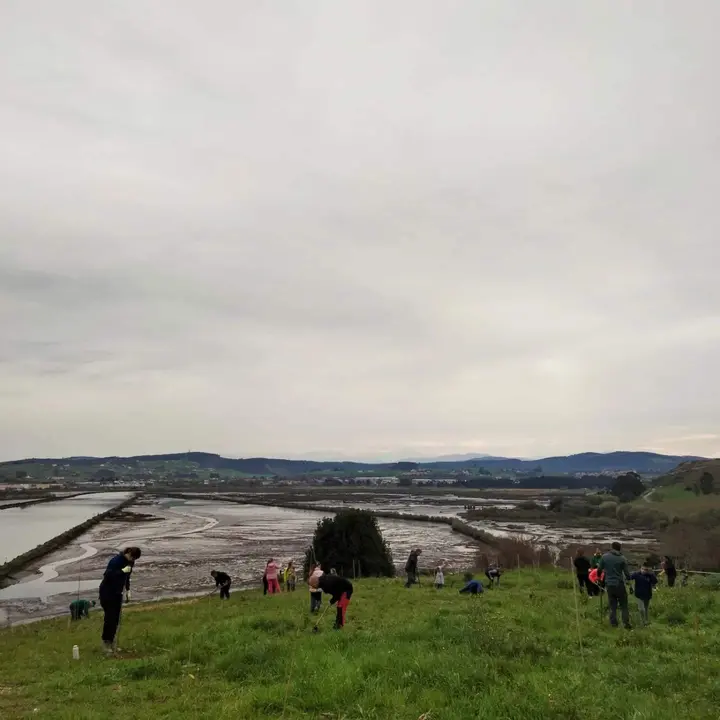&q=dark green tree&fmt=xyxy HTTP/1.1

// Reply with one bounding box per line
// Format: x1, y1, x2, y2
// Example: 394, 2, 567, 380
303, 510, 394, 579
611, 472, 645, 500
698, 472, 715, 495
